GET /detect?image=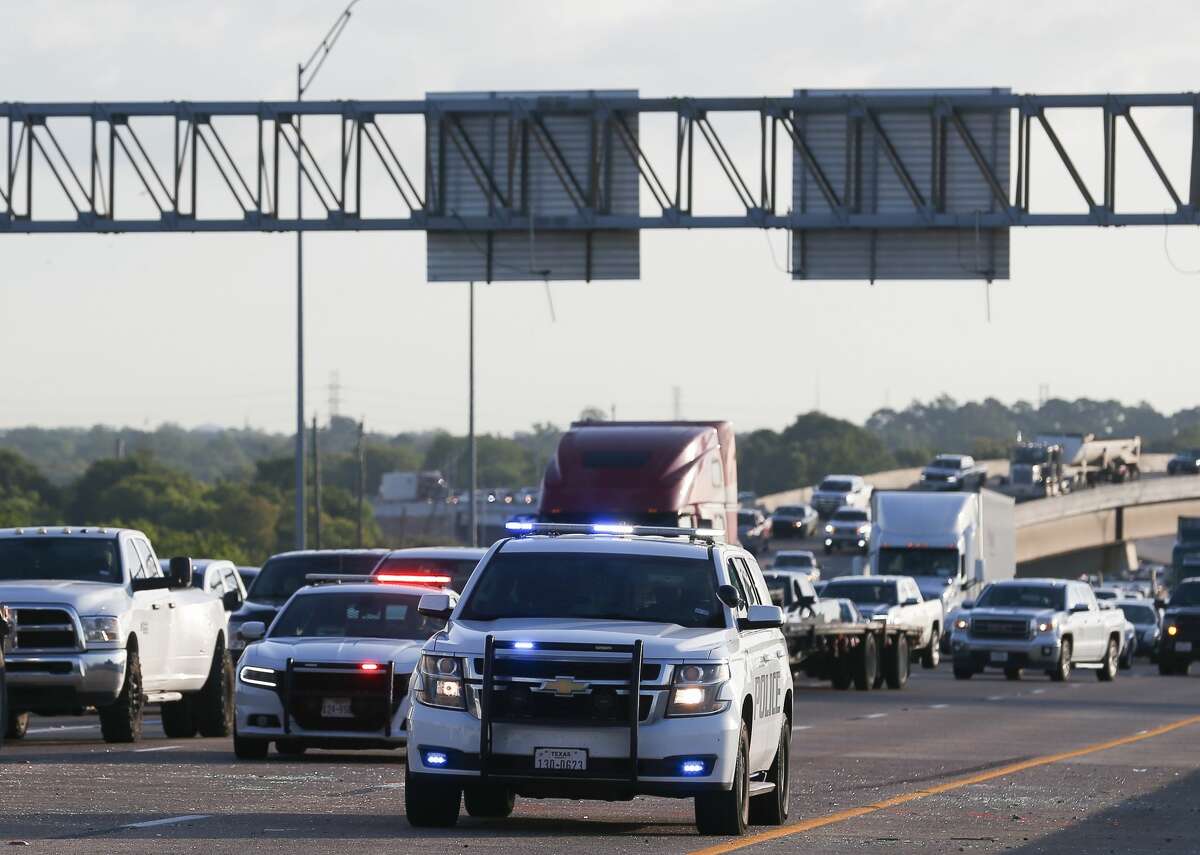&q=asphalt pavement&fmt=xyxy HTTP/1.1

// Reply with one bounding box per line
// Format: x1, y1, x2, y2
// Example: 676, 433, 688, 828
2, 659, 1197, 854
